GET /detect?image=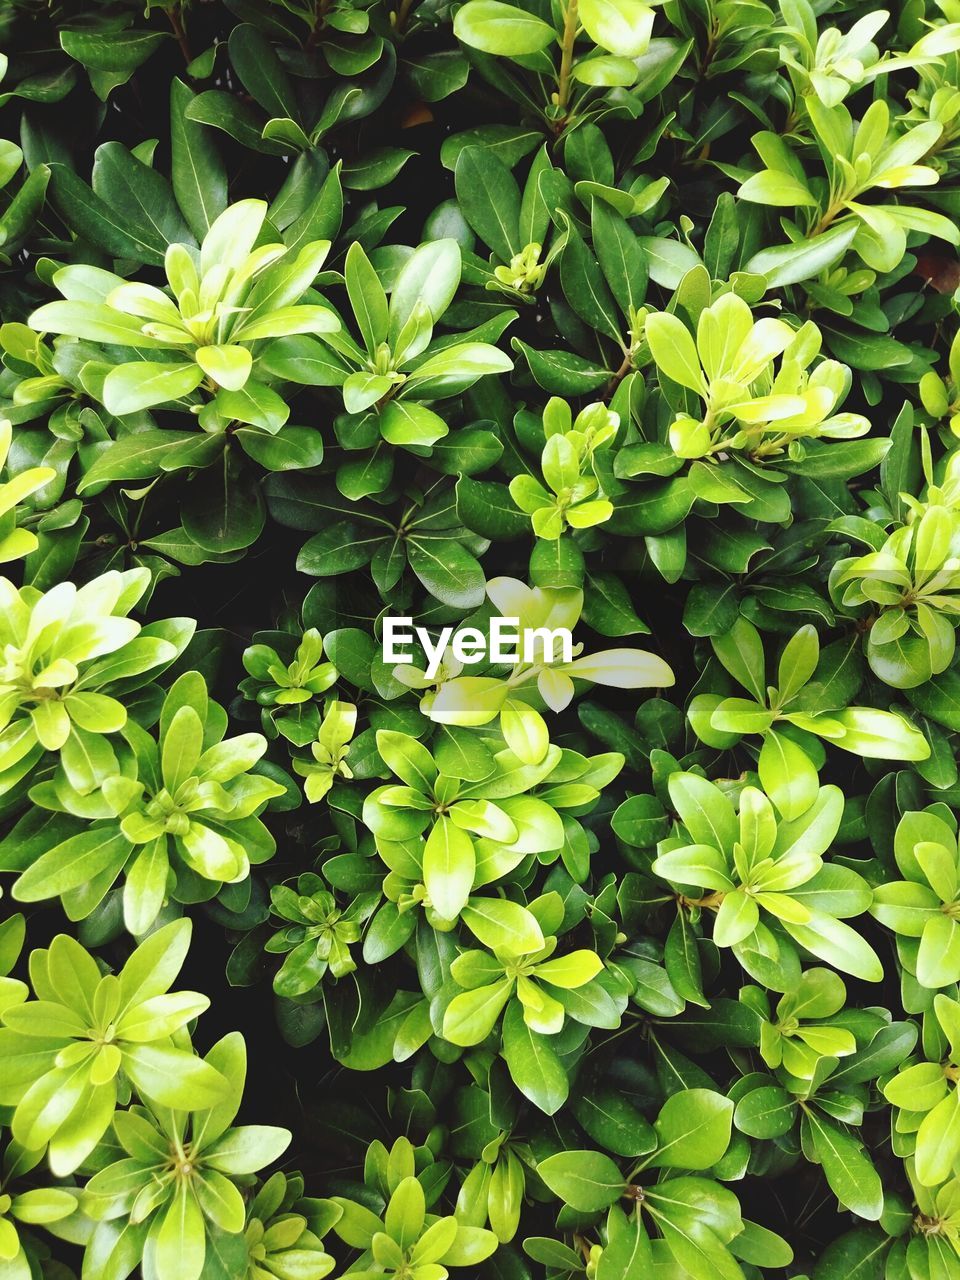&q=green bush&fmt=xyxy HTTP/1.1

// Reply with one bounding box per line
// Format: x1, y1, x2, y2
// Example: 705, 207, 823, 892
1, 1, 960, 1277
